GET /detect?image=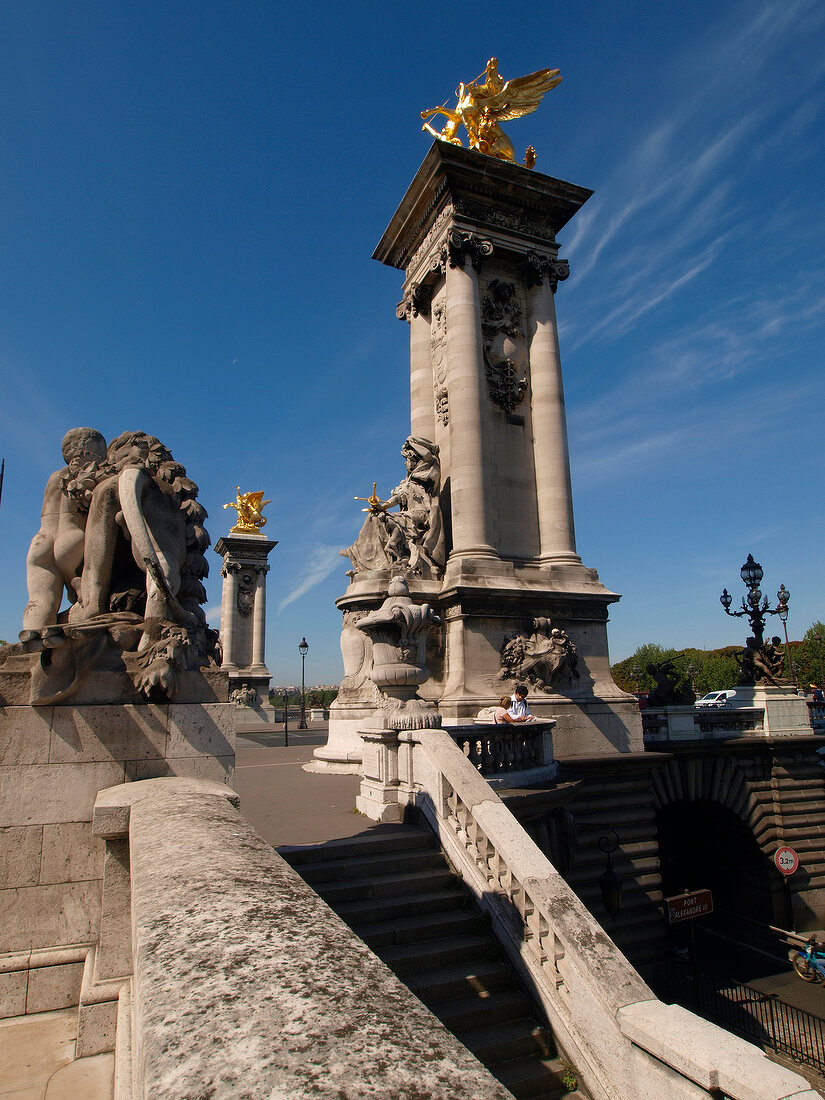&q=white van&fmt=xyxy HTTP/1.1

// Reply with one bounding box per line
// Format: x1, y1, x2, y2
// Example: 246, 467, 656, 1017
694, 689, 737, 708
